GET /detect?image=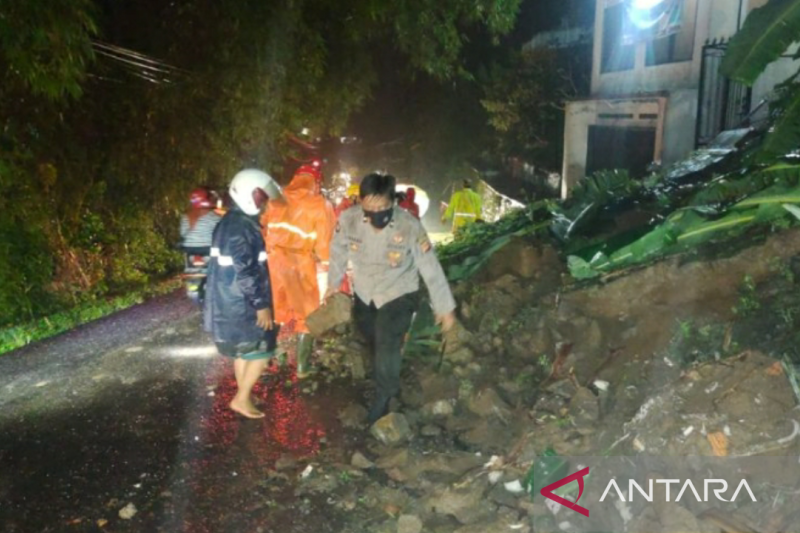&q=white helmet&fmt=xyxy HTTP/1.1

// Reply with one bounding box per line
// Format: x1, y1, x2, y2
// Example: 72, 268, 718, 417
229, 169, 275, 216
